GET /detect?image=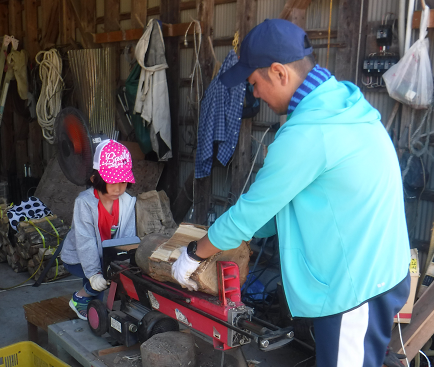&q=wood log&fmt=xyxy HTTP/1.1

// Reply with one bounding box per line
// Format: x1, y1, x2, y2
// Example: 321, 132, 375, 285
135, 223, 251, 296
